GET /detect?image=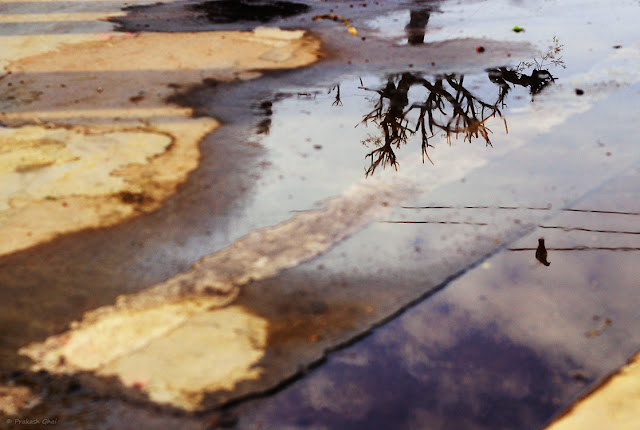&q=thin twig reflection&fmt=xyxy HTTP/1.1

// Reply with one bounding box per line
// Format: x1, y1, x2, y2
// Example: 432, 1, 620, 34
358, 73, 505, 176
357, 41, 564, 176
